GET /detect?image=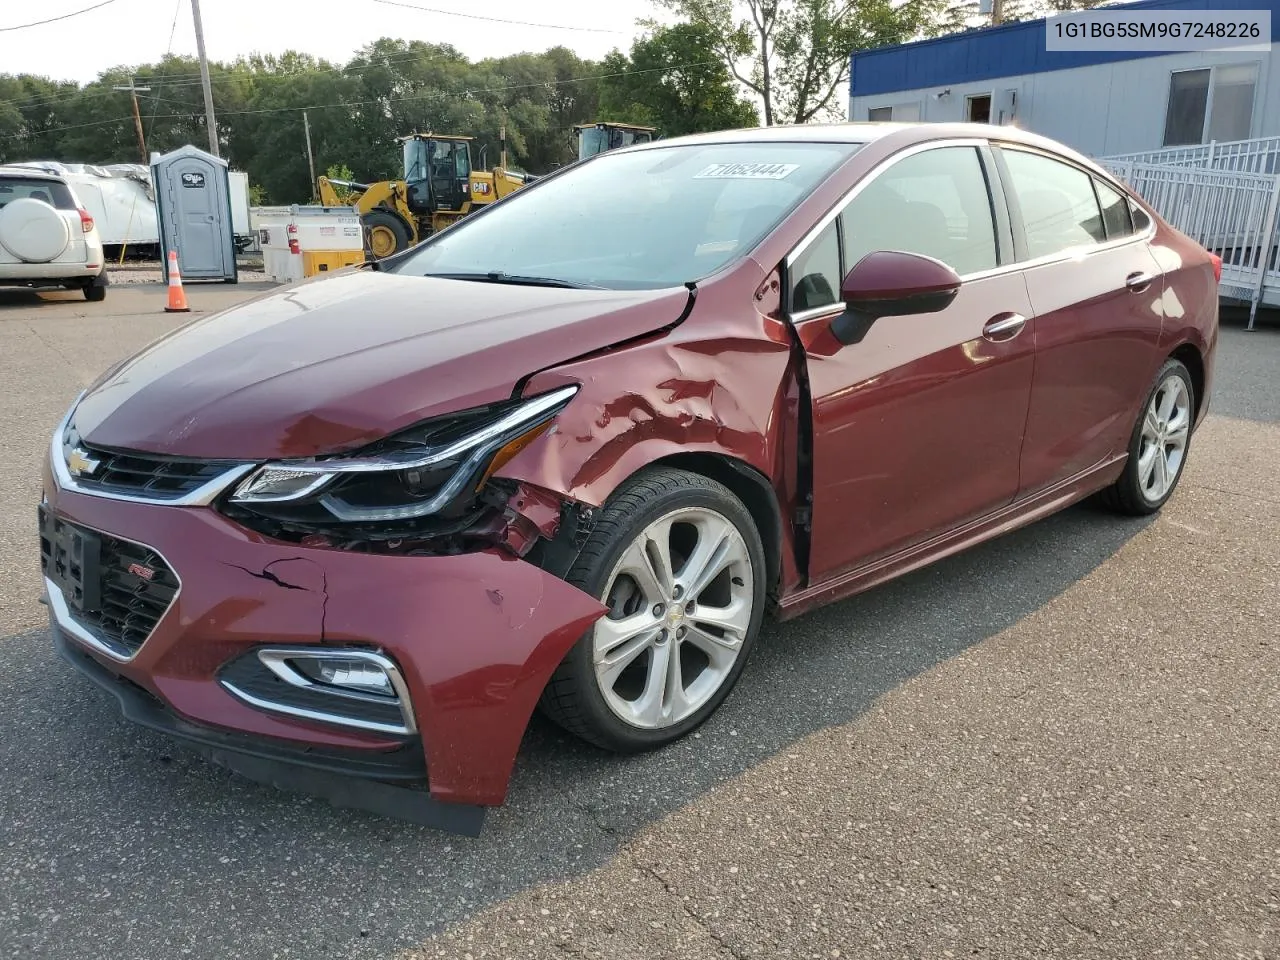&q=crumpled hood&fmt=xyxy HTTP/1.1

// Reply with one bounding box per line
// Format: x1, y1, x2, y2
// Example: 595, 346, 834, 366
73, 269, 690, 459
